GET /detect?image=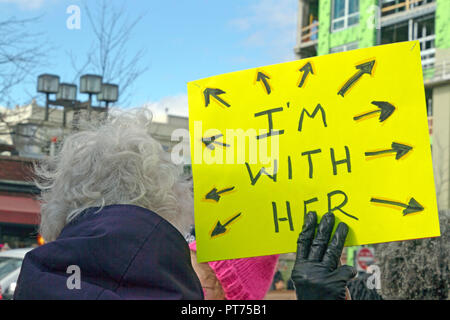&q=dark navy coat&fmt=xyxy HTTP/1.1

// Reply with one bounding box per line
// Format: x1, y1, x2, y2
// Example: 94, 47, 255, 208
14, 204, 204, 300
